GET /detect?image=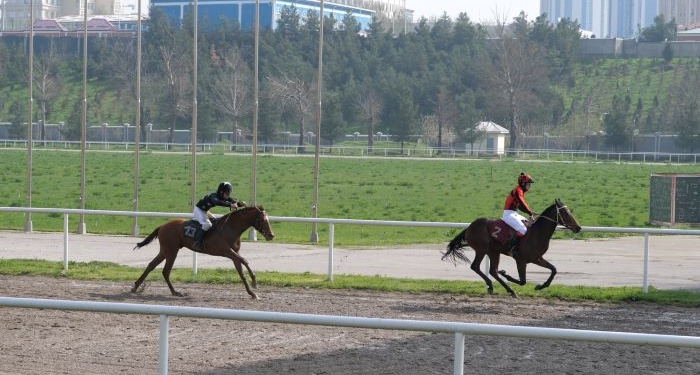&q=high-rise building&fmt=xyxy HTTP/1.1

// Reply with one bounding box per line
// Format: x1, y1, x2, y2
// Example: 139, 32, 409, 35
539, 0, 678, 39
